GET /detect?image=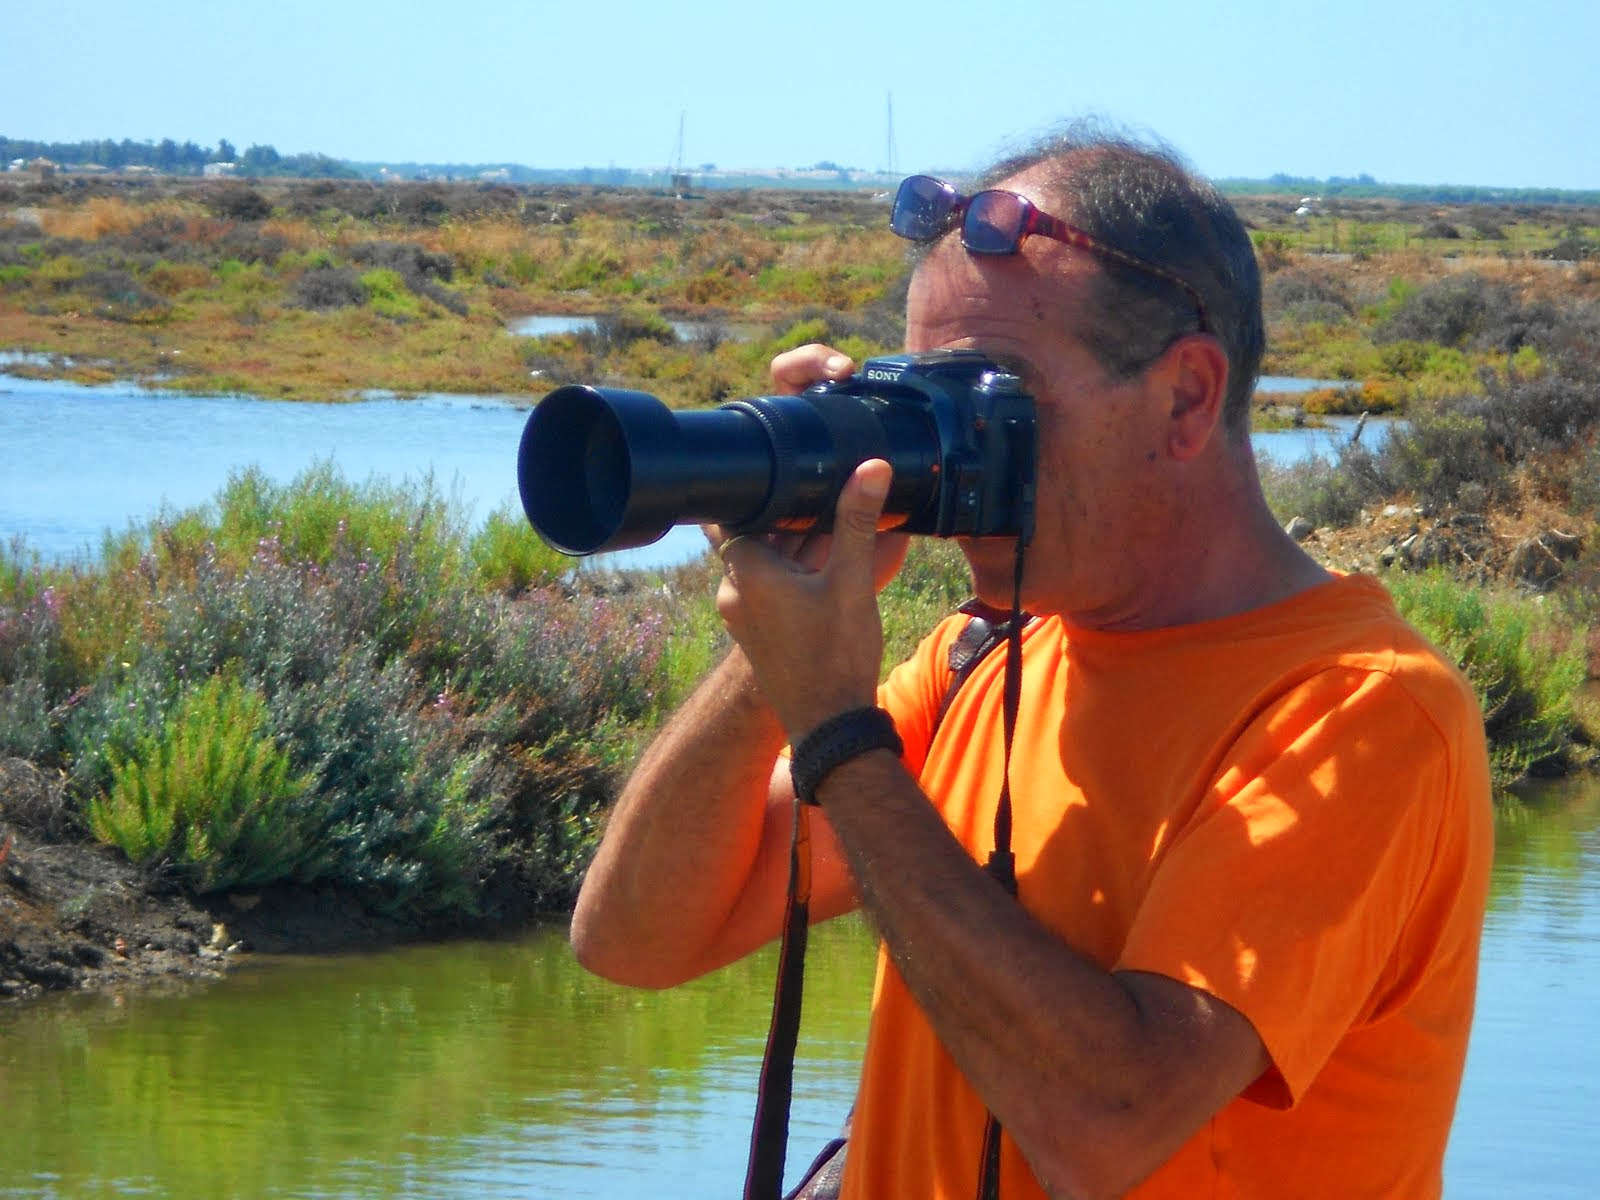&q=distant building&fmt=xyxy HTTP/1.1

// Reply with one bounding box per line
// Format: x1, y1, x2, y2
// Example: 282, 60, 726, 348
203, 162, 238, 177
12, 158, 58, 179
